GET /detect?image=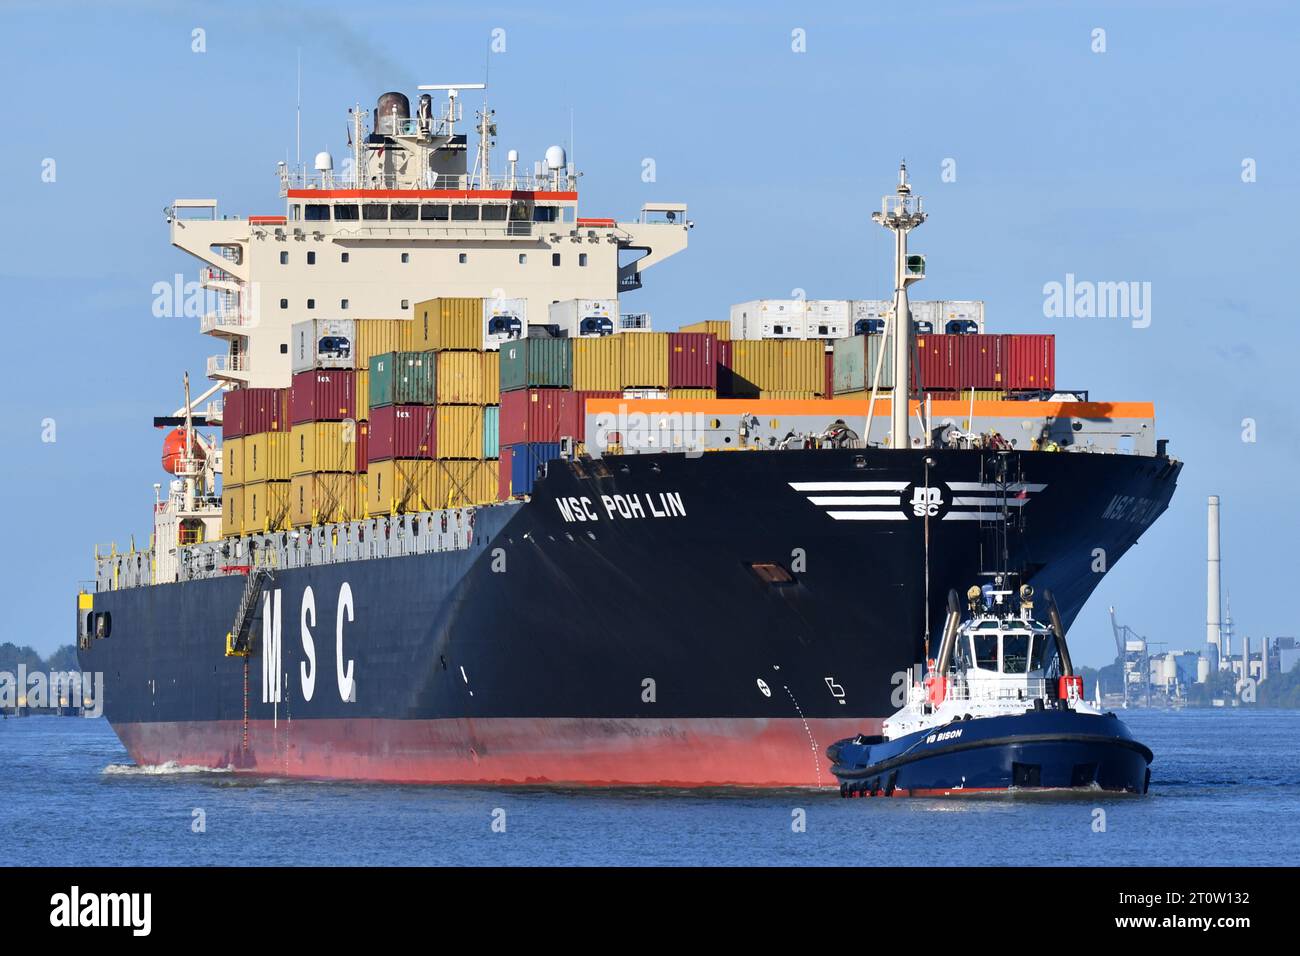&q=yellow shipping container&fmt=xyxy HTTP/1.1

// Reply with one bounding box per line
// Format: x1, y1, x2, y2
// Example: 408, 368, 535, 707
436, 404, 485, 459
621, 332, 670, 388
481, 350, 500, 404
668, 388, 717, 400
289, 473, 360, 527
406, 298, 483, 351
355, 369, 370, 422
430, 459, 496, 509
366, 459, 431, 515
244, 431, 291, 482
222, 484, 243, 538
729, 340, 823, 395
949, 388, 1006, 402
758, 390, 821, 401
243, 480, 290, 534
436, 351, 489, 405
223, 436, 245, 485
355, 319, 407, 371
572, 335, 624, 391
290, 421, 359, 475
678, 320, 730, 340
